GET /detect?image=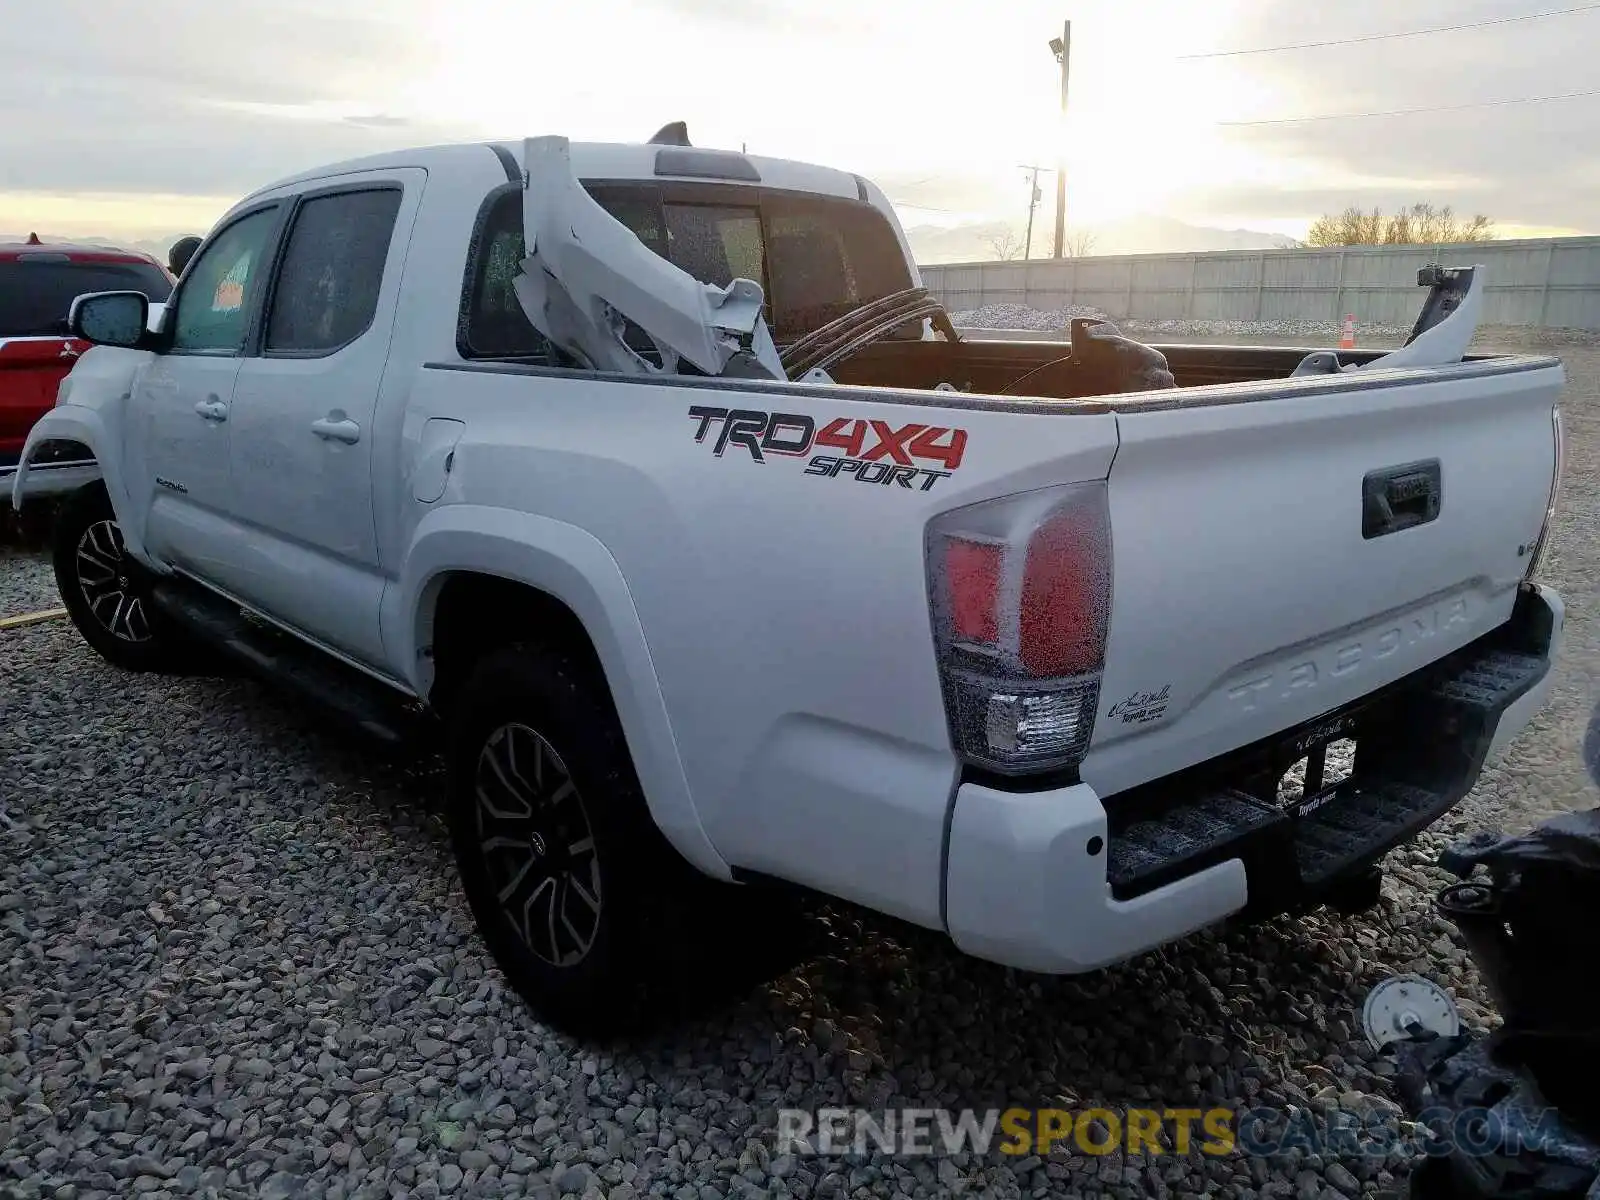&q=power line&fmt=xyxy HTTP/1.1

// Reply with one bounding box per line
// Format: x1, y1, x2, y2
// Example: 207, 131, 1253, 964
1179, 2, 1600, 59
1221, 85, 1600, 125
888, 200, 962, 213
